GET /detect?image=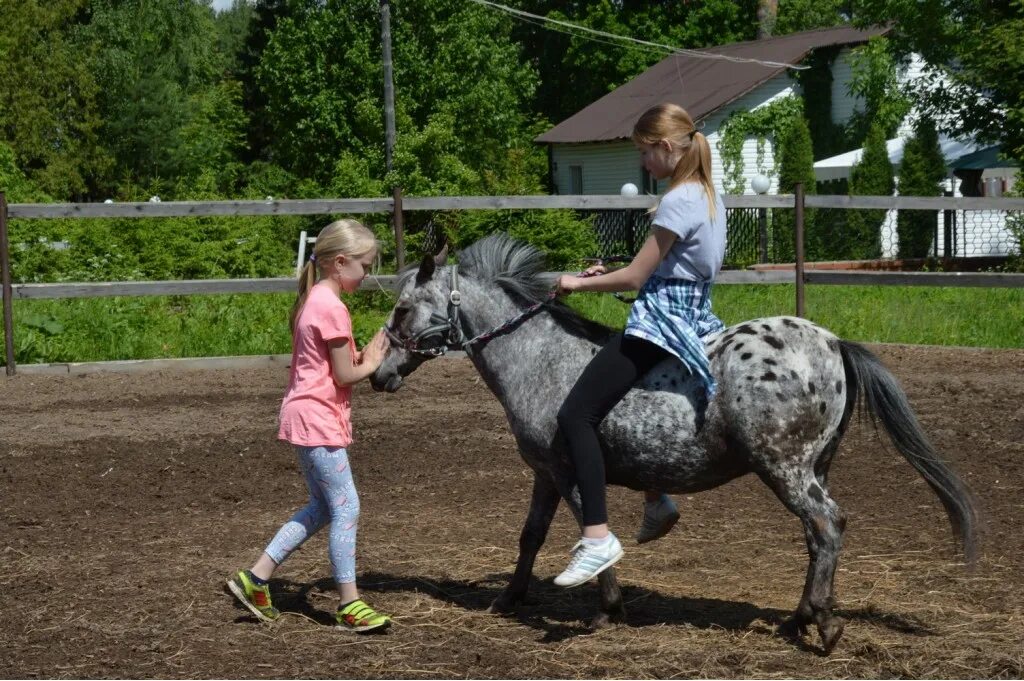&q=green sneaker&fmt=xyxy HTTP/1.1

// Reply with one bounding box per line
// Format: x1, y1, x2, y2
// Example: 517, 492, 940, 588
227, 570, 280, 623
336, 599, 391, 633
